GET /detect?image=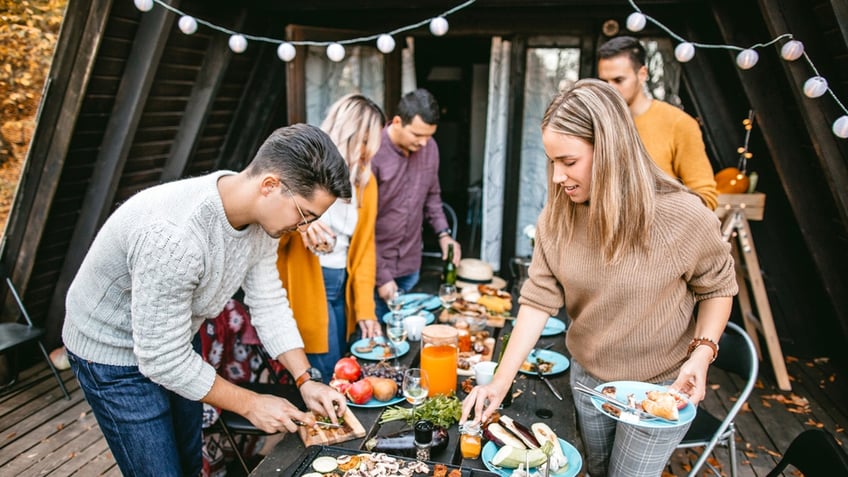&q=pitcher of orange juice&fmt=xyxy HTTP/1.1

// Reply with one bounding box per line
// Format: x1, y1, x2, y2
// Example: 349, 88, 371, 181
420, 325, 458, 397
